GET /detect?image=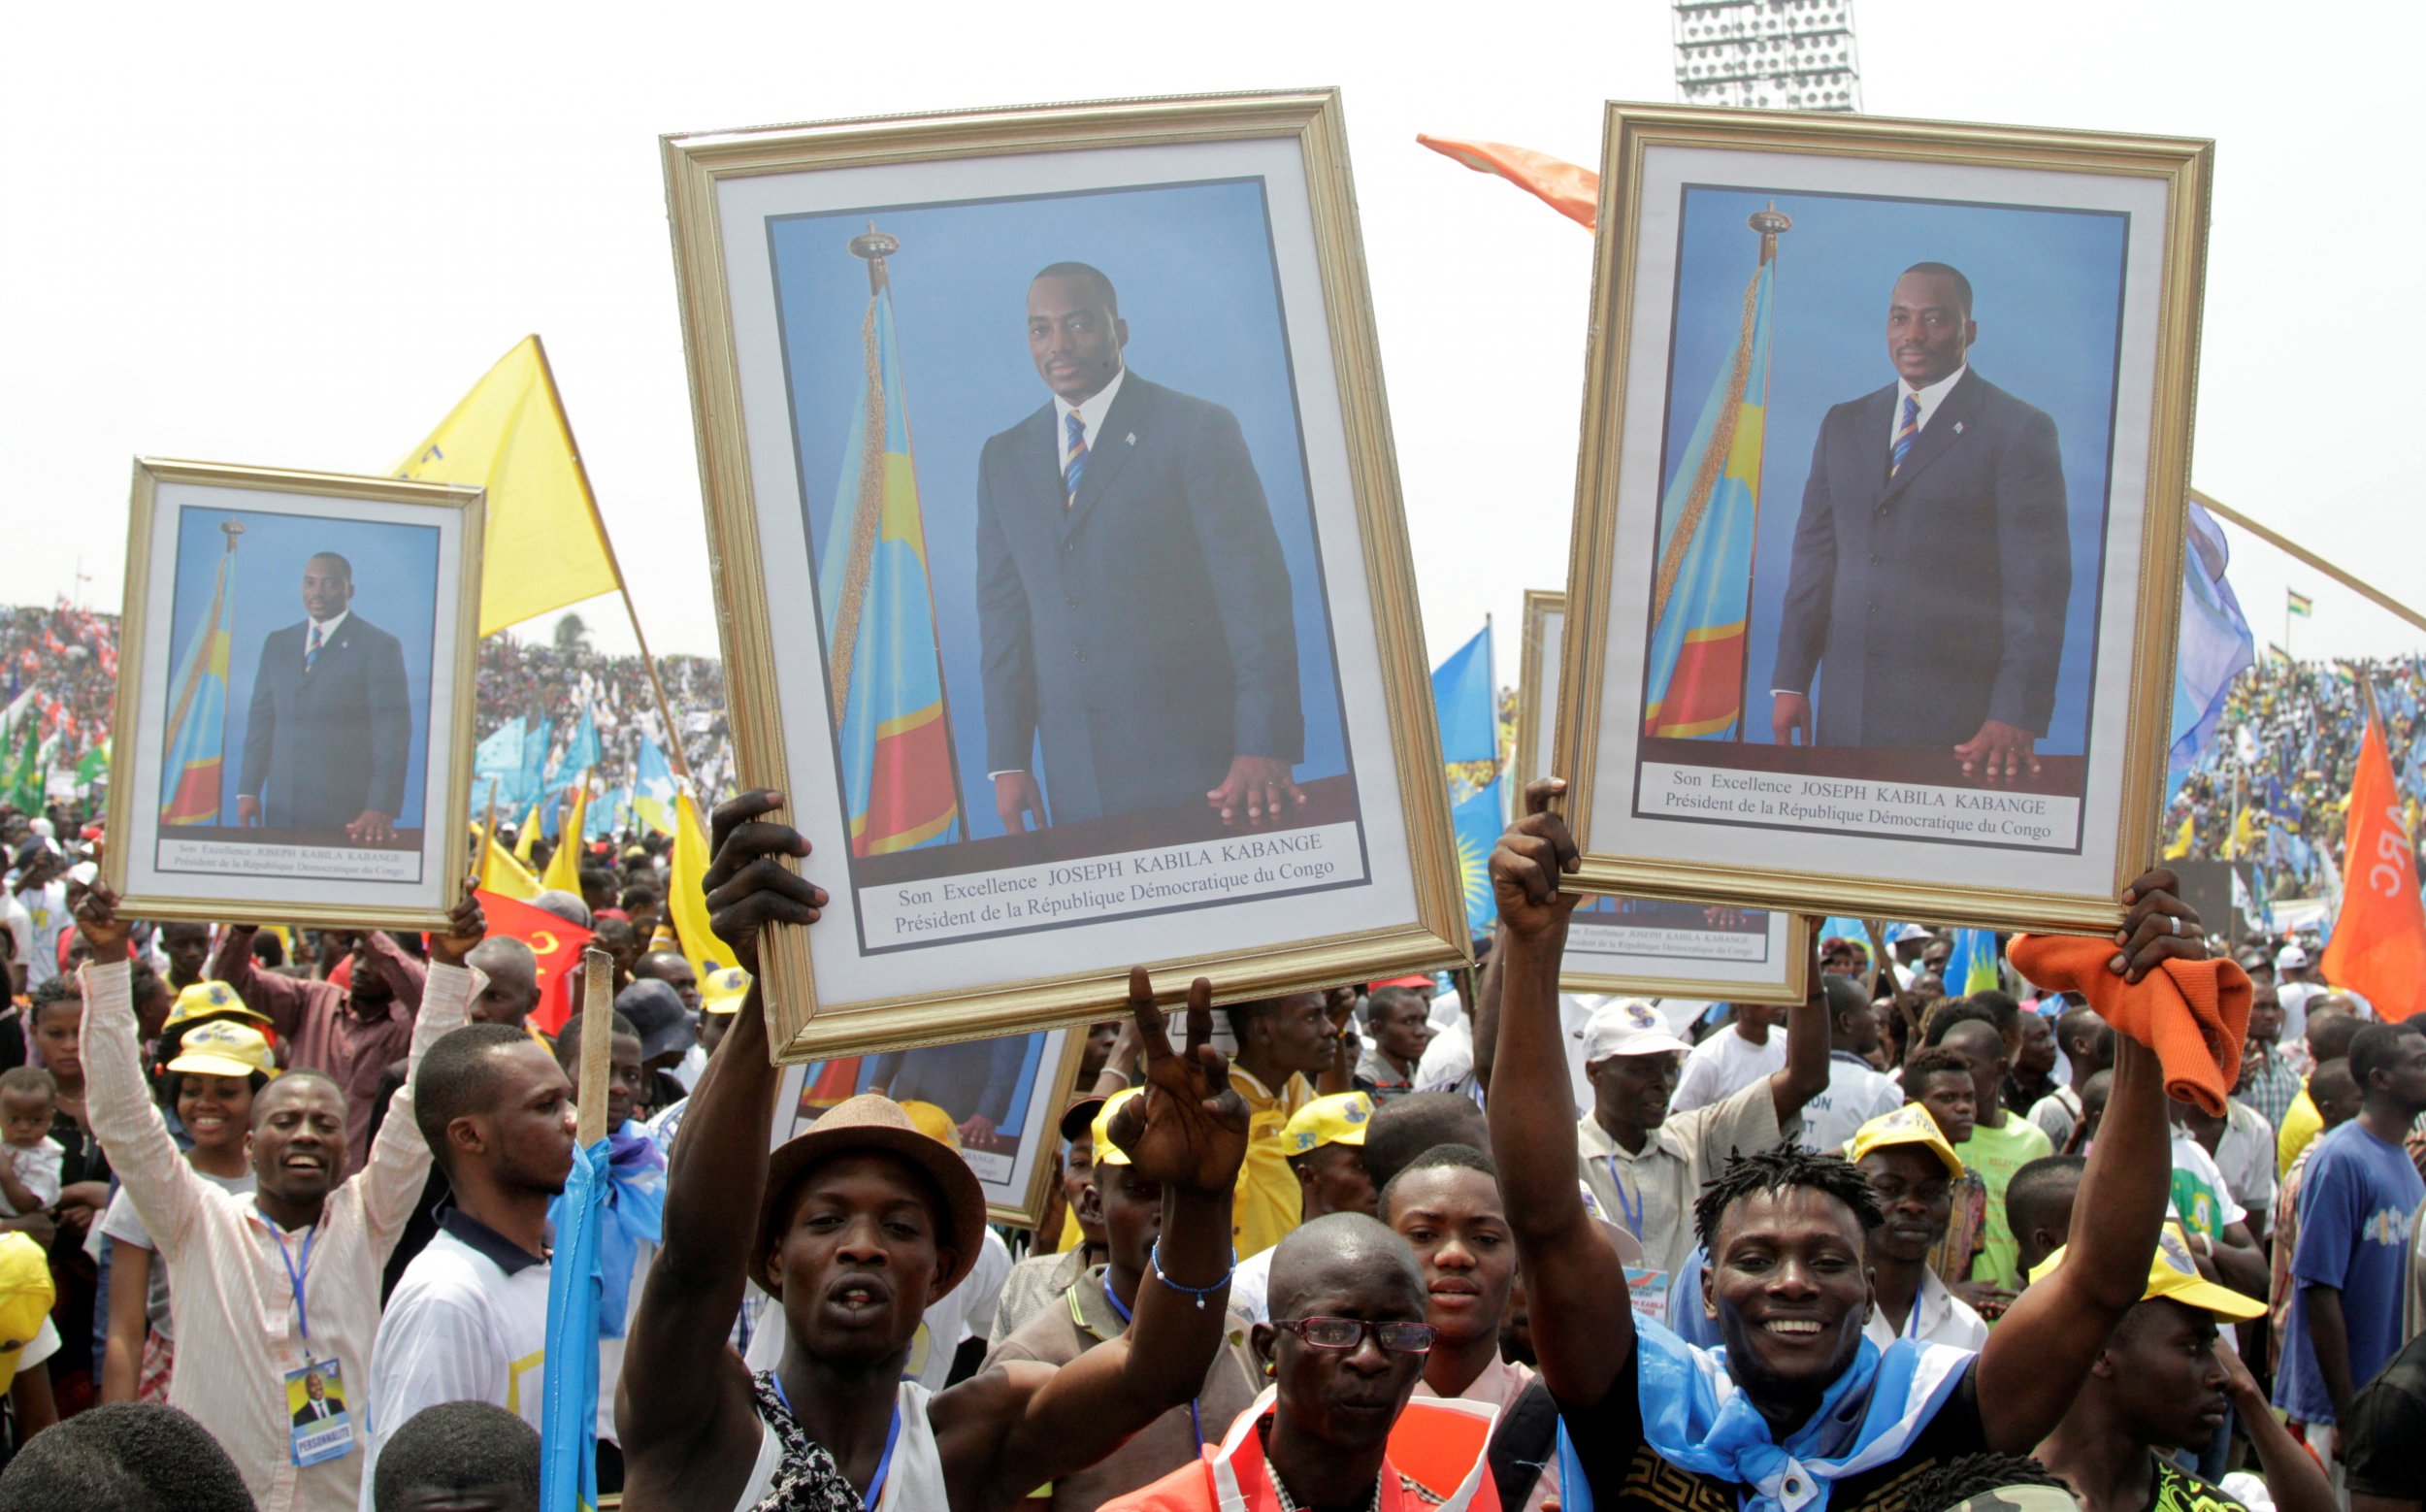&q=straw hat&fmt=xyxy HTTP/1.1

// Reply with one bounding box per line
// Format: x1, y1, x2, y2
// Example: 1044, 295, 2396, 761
752, 1093, 987, 1299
